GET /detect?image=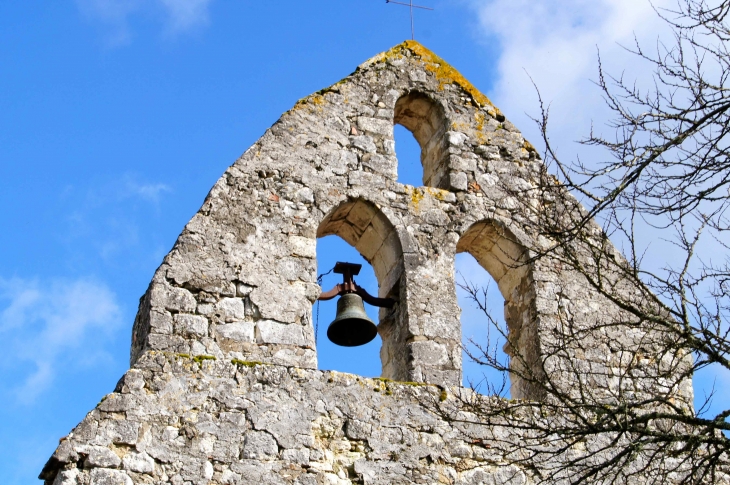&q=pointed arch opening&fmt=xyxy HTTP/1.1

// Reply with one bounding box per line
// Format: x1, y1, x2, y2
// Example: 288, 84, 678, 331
315, 199, 404, 378
456, 220, 544, 399
393, 91, 450, 189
